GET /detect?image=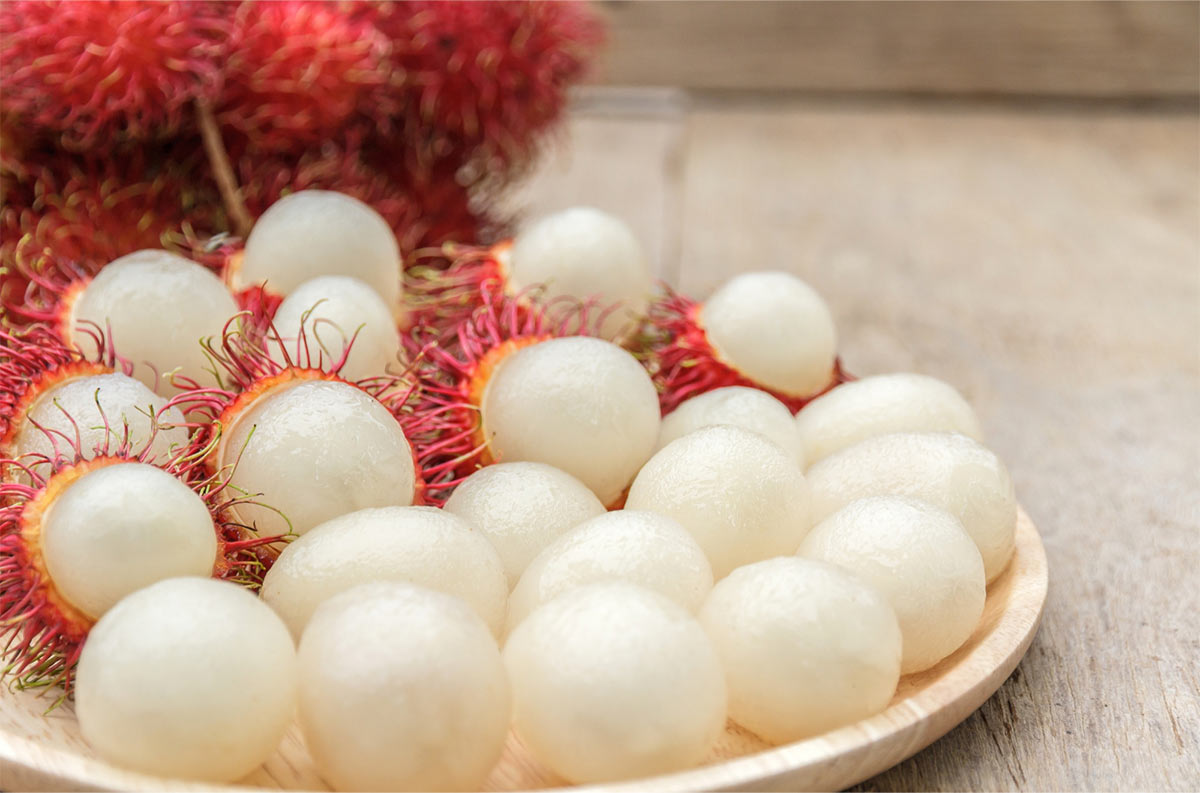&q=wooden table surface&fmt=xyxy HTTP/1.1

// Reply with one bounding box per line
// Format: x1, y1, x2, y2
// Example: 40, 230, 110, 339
507, 89, 1200, 791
